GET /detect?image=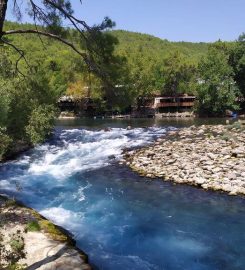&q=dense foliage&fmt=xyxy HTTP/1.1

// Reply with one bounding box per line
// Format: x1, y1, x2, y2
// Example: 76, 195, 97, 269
2, 21, 210, 102
229, 34, 245, 97
0, 49, 57, 160
0, 20, 244, 159
197, 46, 240, 116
